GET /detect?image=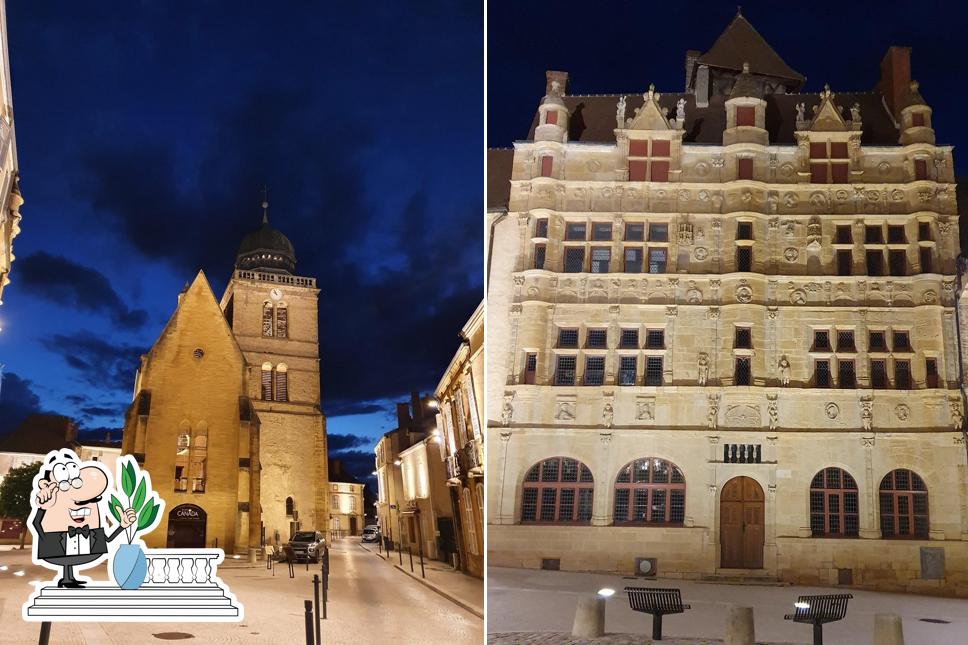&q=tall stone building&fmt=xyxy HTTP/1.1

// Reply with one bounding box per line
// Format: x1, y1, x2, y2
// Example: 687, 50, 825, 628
487, 11, 968, 596
122, 210, 329, 556
0, 0, 22, 309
